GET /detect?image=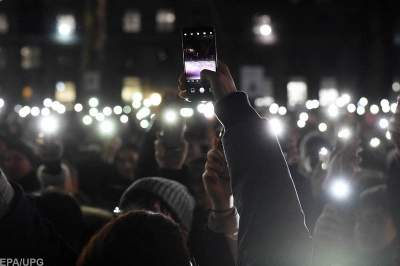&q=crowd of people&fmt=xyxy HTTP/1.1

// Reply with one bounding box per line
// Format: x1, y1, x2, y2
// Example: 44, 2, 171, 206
0, 63, 399, 266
